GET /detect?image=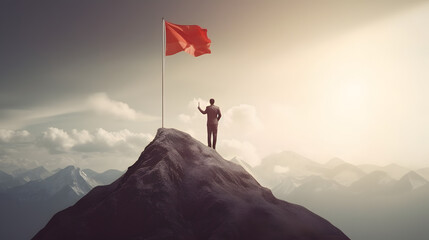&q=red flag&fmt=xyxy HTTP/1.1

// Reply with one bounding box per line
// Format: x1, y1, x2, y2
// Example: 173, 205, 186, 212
165, 21, 211, 57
